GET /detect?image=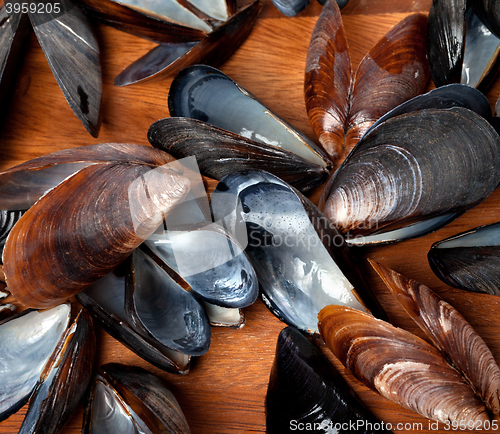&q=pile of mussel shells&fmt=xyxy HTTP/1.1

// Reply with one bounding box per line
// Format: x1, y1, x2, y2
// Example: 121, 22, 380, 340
6, 0, 500, 432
